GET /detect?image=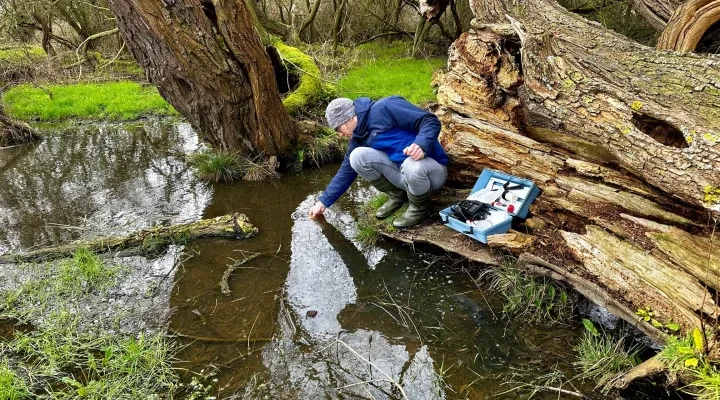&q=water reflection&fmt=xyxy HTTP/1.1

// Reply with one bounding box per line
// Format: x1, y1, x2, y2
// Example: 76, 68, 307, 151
262, 195, 445, 399
0, 121, 211, 252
